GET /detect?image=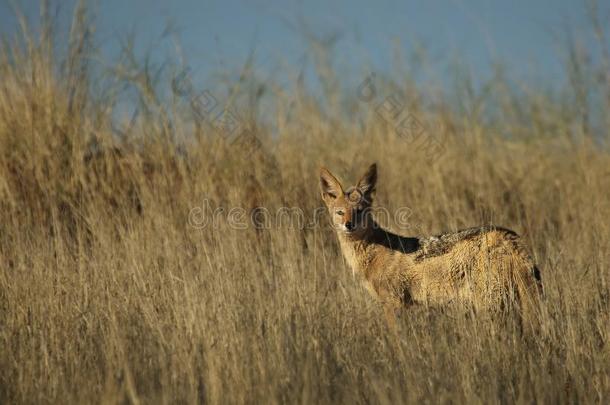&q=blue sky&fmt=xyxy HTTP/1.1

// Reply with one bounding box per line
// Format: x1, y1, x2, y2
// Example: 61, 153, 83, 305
0, 0, 605, 91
